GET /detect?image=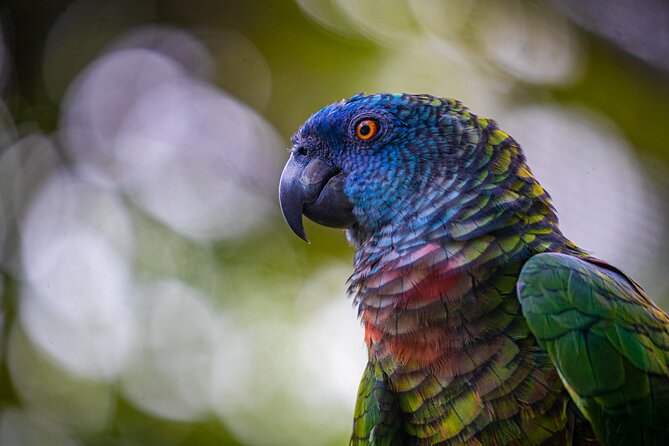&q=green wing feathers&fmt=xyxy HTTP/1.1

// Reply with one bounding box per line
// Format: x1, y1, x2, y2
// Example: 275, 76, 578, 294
351, 359, 404, 446
518, 253, 669, 446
